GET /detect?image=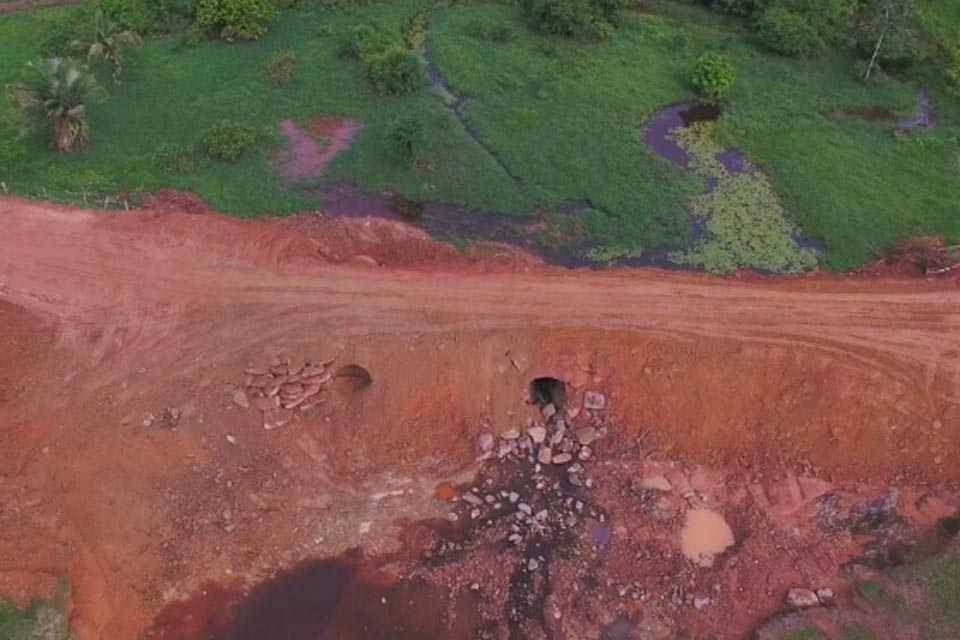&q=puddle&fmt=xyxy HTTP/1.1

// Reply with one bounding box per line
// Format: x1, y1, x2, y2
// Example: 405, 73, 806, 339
897, 90, 934, 130
147, 551, 480, 640
830, 91, 934, 130
276, 117, 362, 183
680, 508, 735, 568
642, 102, 720, 168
